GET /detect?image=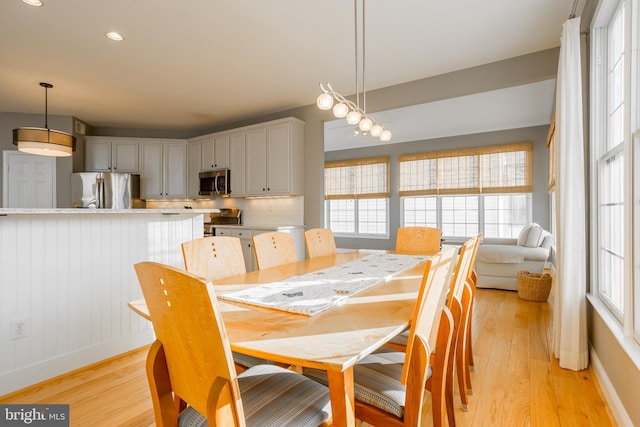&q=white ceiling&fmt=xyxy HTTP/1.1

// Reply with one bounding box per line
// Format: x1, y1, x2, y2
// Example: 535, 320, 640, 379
0, 0, 581, 137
